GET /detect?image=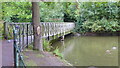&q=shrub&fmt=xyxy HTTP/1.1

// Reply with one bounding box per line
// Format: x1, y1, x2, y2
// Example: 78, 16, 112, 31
82, 18, 120, 33
75, 2, 120, 33
53, 49, 63, 59
43, 39, 52, 51
0, 23, 3, 39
